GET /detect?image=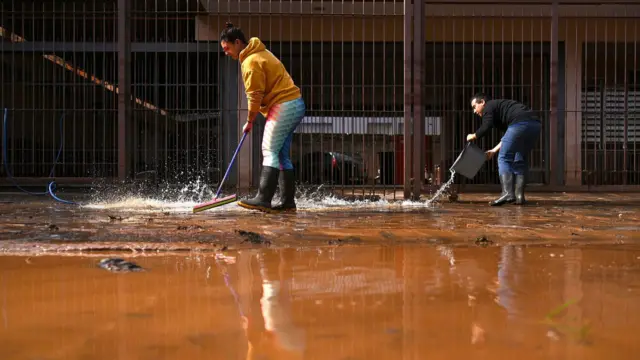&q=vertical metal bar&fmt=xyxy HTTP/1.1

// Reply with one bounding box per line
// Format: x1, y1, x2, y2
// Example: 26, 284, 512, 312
49, 1, 54, 177
634, 16, 638, 185
350, 0, 355, 196
0, 2, 4, 175
349, 0, 356, 196
549, 1, 558, 185
412, 0, 423, 199
520, 8, 525, 185
381, 0, 387, 198
153, 1, 159, 181
329, 0, 335, 193
613, 14, 618, 185
594, 20, 599, 185
117, 0, 132, 180
99, 0, 105, 177
163, 0, 167, 181
403, 0, 412, 199
604, 18, 609, 185
363, 0, 368, 197
185, 1, 190, 181
392, 0, 397, 200
501, 8, 504, 100
582, 10, 588, 186
340, 0, 345, 196
623, 15, 628, 185
320, 0, 325, 188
